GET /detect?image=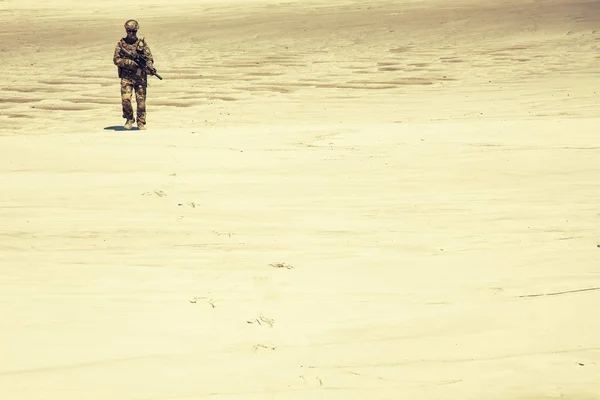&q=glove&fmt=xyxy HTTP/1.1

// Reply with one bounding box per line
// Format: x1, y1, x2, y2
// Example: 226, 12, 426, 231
122, 59, 139, 69
146, 63, 157, 75
116, 58, 138, 70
